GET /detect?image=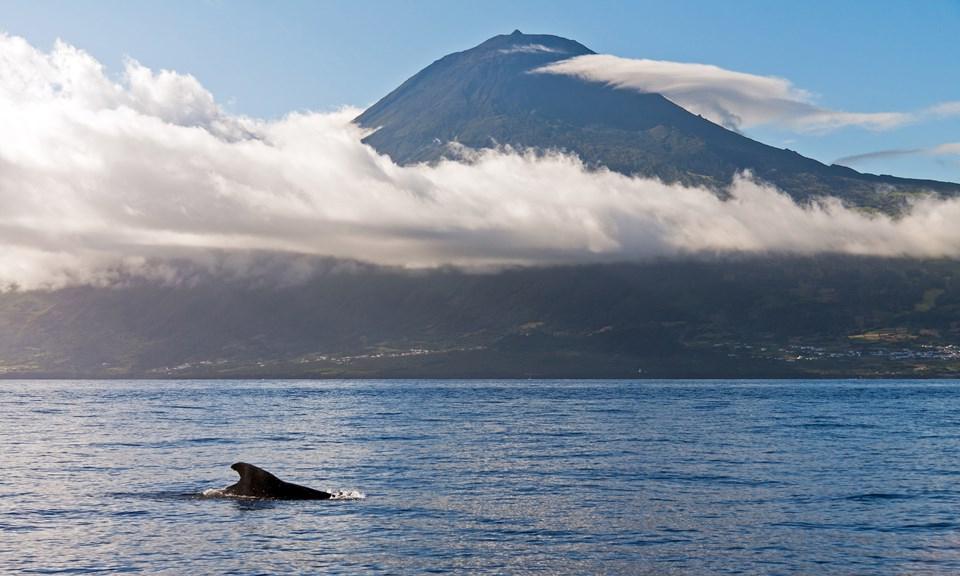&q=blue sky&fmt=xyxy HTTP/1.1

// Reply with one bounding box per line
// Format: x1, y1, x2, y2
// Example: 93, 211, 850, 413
2, 0, 959, 181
